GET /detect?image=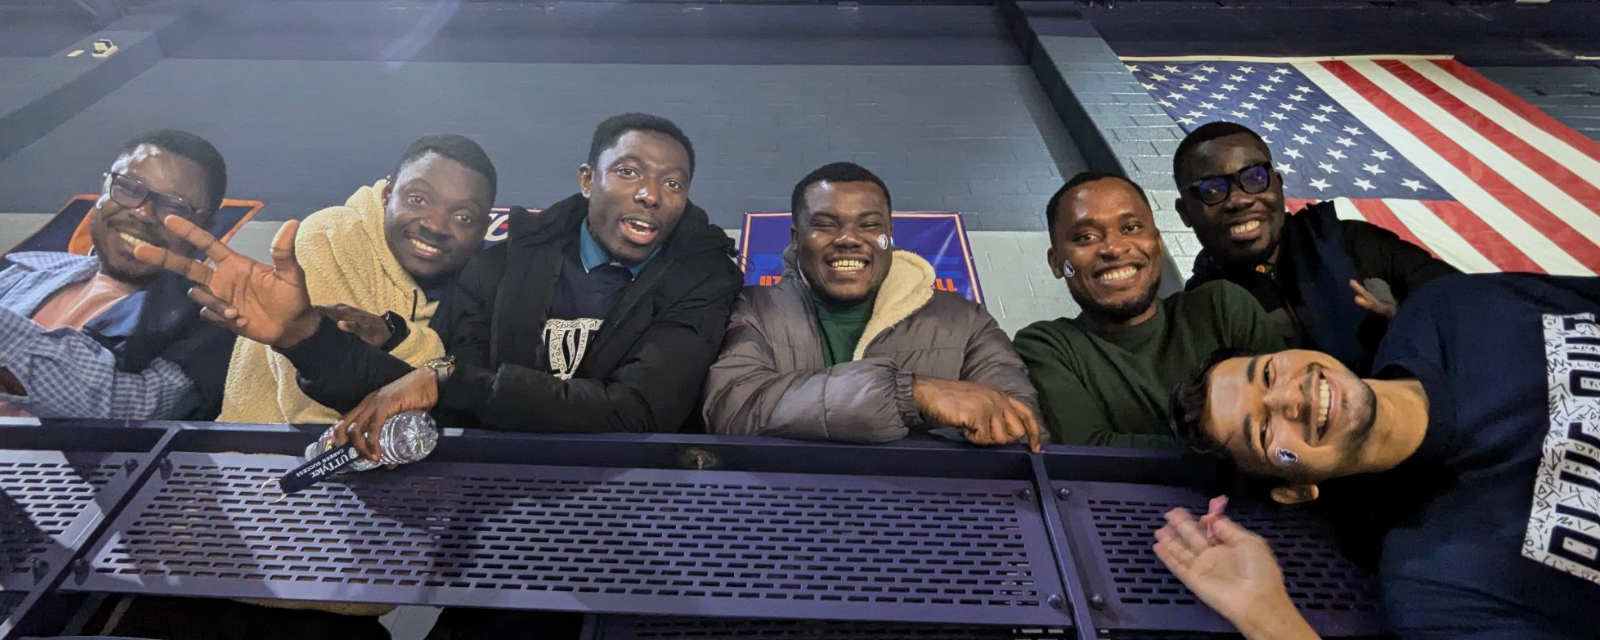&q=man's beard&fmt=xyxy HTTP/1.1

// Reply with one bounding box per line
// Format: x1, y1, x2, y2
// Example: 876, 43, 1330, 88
1073, 283, 1160, 324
